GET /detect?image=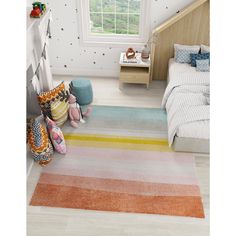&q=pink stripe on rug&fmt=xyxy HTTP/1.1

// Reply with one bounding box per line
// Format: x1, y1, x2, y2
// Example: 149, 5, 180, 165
39, 173, 201, 196
66, 146, 195, 163
43, 167, 199, 185
43, 147, 198, 185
